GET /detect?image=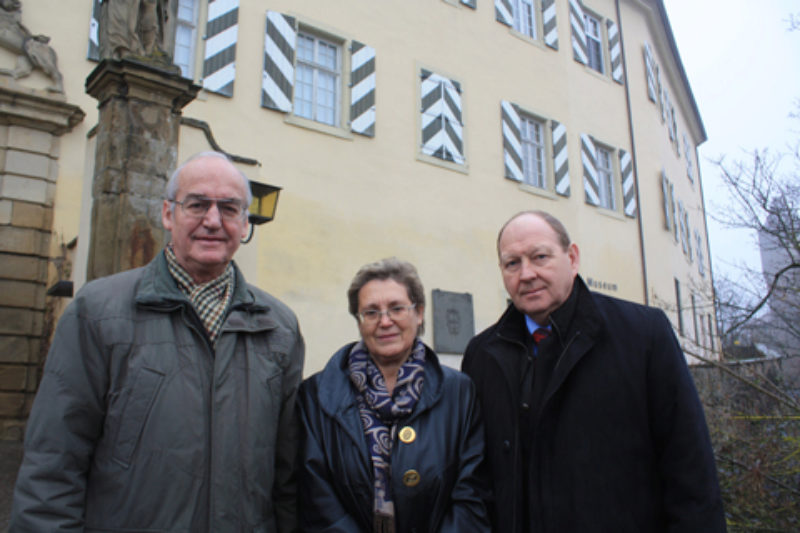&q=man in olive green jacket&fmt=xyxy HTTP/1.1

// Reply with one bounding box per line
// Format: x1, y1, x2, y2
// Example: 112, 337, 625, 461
10, 152, 305, 532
